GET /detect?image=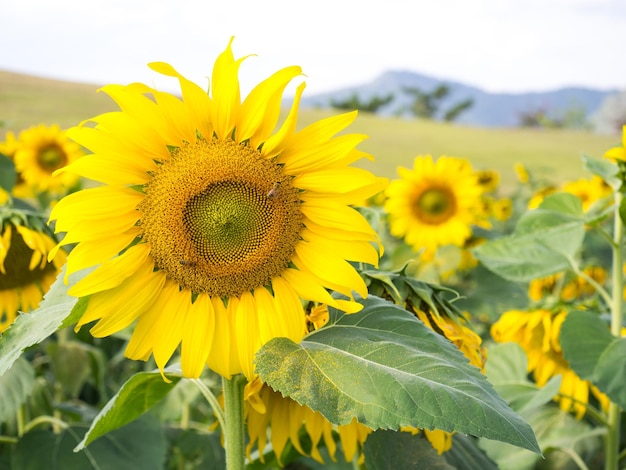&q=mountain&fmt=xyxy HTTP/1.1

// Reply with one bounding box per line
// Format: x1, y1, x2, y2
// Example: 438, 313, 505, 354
298, 70, 617, 128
